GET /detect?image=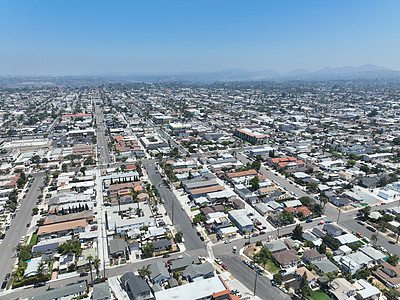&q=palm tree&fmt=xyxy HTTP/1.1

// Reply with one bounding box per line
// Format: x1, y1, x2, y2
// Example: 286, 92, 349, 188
87, 255, 94, 284
371, 233, 378, 247
320, 196, 328, 214
137, 265, 151, 280
93, 258, 101, 277
36, 260, 46, 278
